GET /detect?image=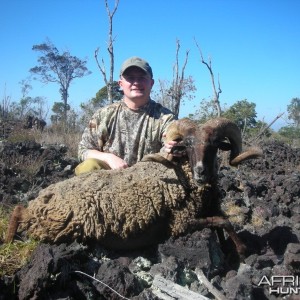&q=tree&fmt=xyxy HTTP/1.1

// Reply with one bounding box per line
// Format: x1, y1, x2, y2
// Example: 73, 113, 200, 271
51, 102, 70, 124
11, 96, 47, 119
92, 81, 123, 105
247, 120, 272, 139
80, 81, 123, 124
222, 99, 257, 135
16, 79, 48, 119
195, 39, 222, 117
156, 76, 196, 118
95, 0, 120, 103
279, 126, 300, 140
188, 99, 219, 123
30, 39, 91, 122
287, 97, 300, 128
155, 40, 196, 118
